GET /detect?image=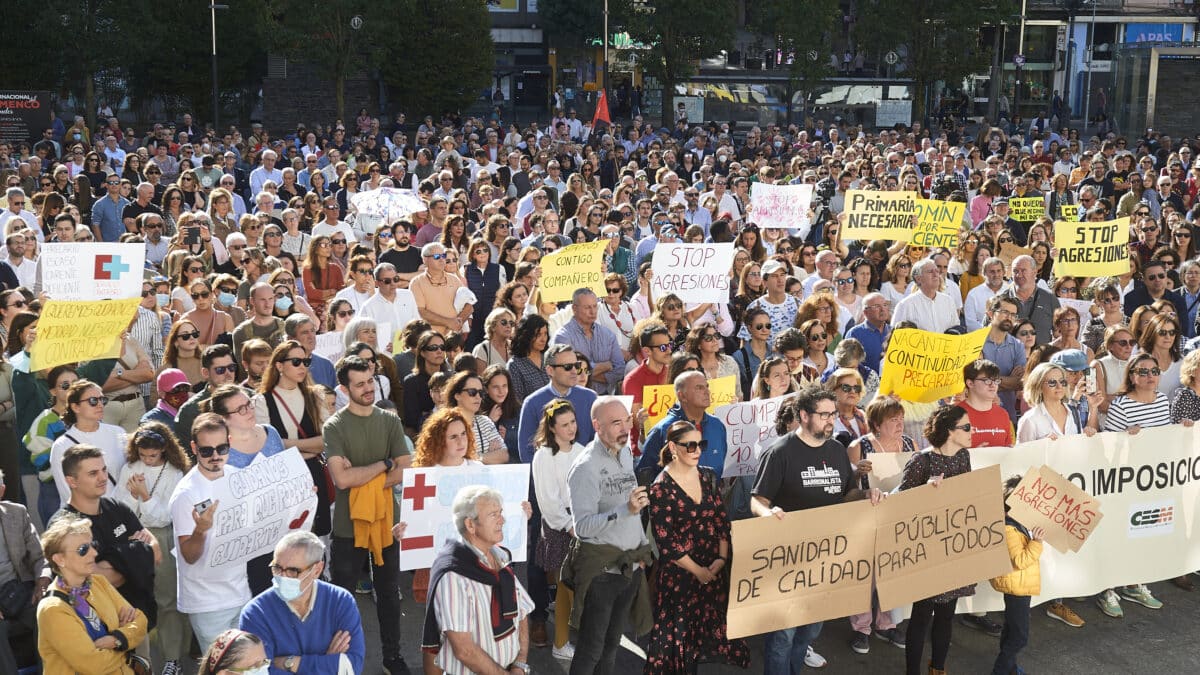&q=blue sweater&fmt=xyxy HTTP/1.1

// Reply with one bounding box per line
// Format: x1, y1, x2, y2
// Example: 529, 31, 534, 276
239, 581, 365, 675
516, 383, 597, 463
637, 403, 729, 478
